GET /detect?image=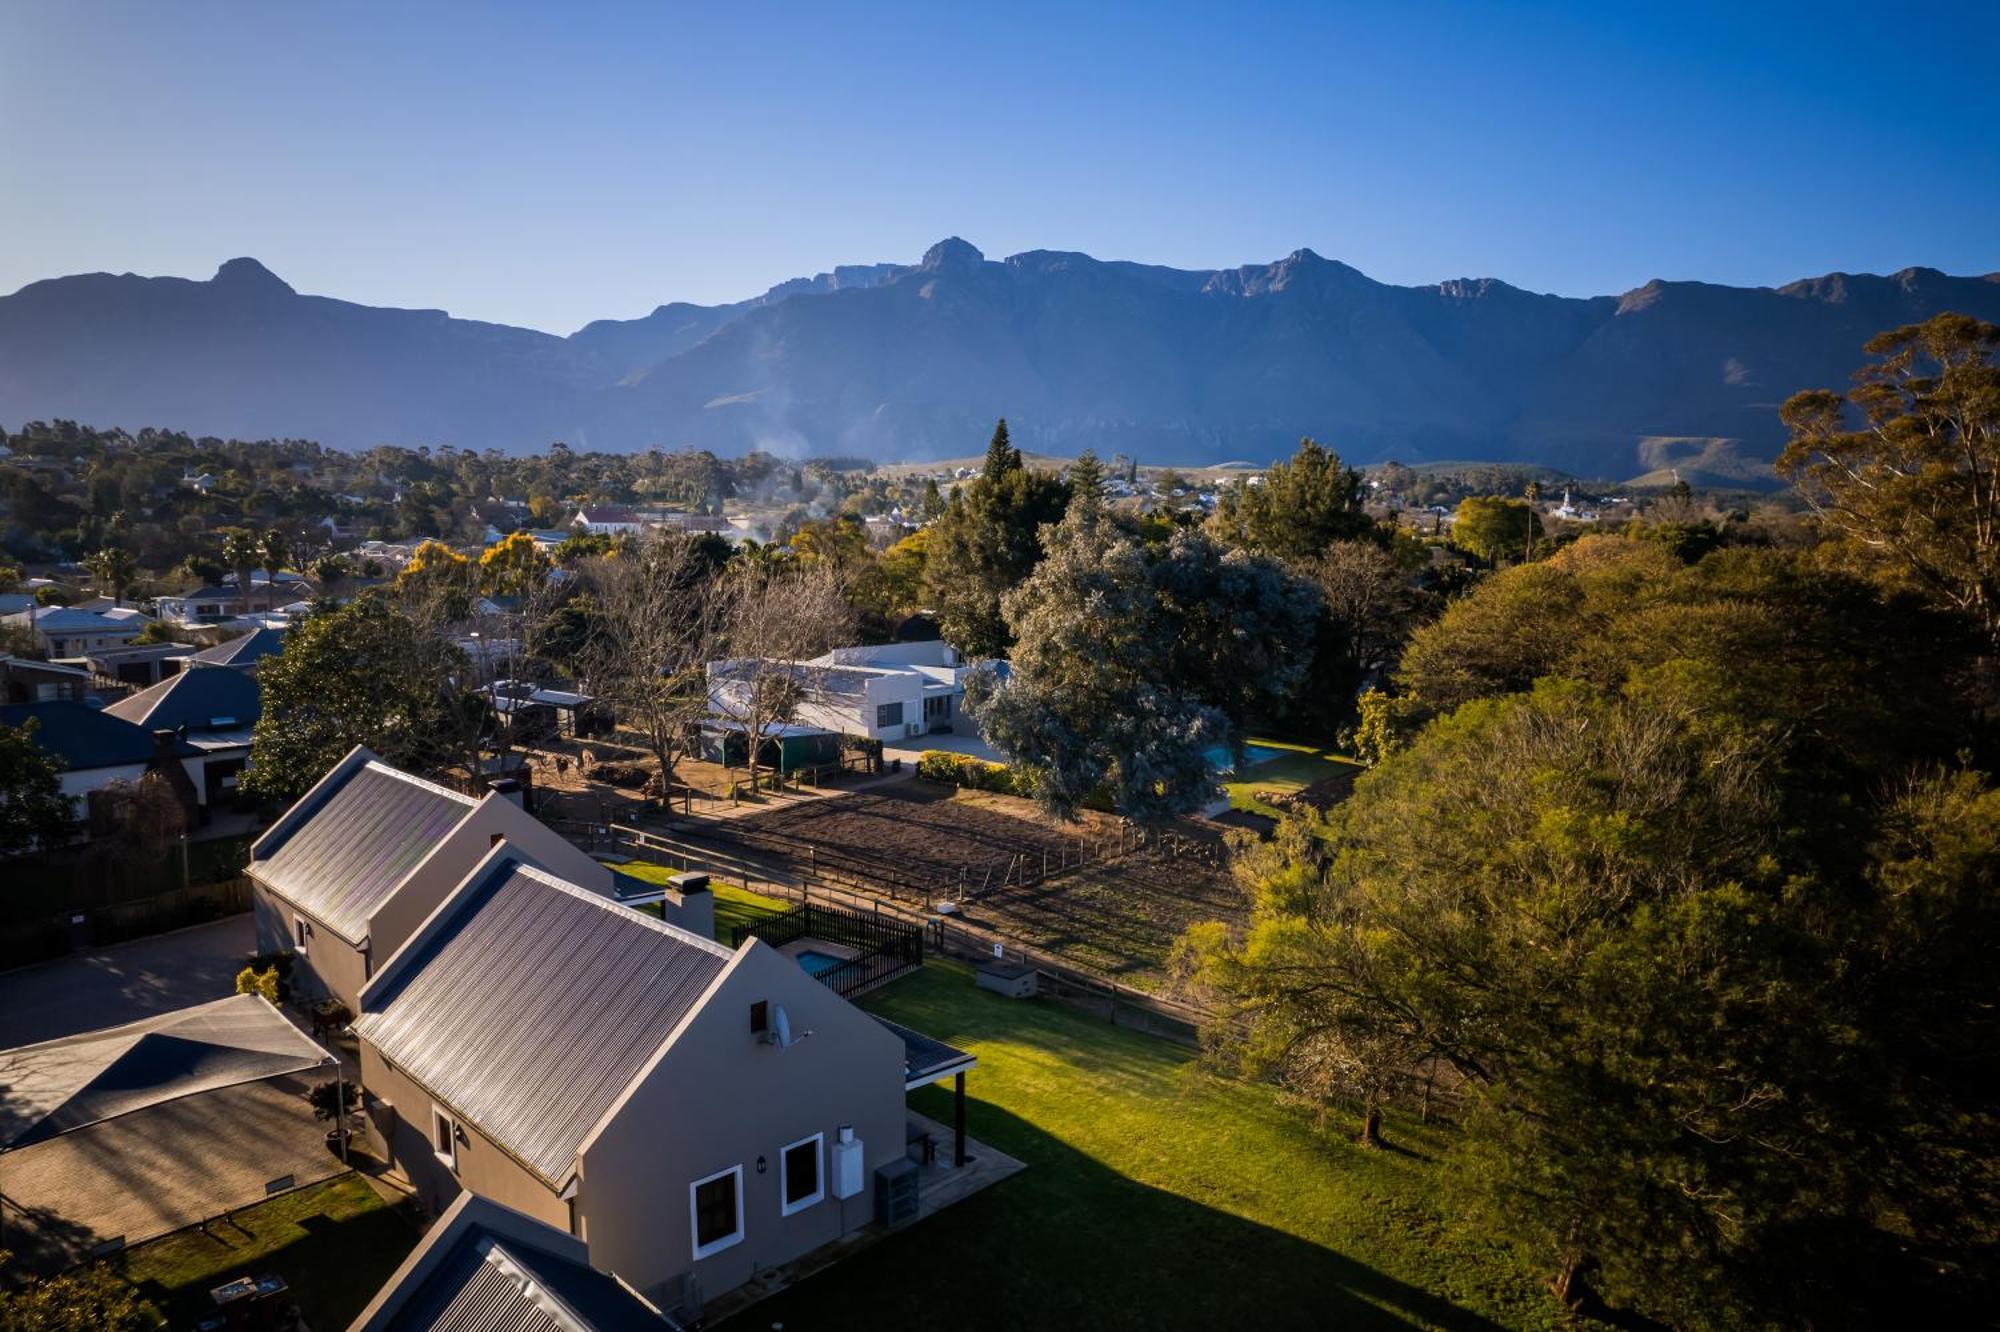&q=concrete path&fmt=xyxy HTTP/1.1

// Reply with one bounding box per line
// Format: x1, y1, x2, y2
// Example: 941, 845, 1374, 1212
0, 914, 255, 1049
